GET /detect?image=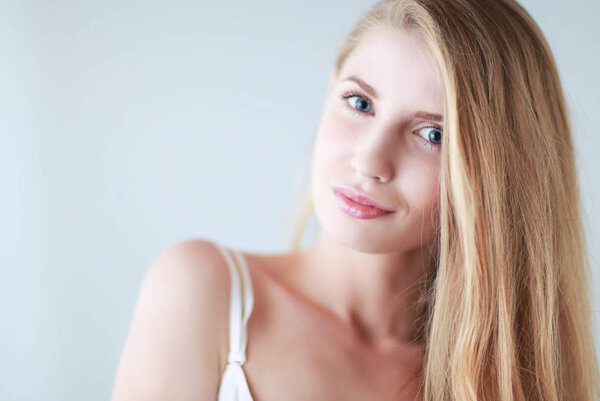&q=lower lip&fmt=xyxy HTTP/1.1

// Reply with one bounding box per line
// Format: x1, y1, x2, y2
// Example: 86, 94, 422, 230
333, 190, 394, 219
